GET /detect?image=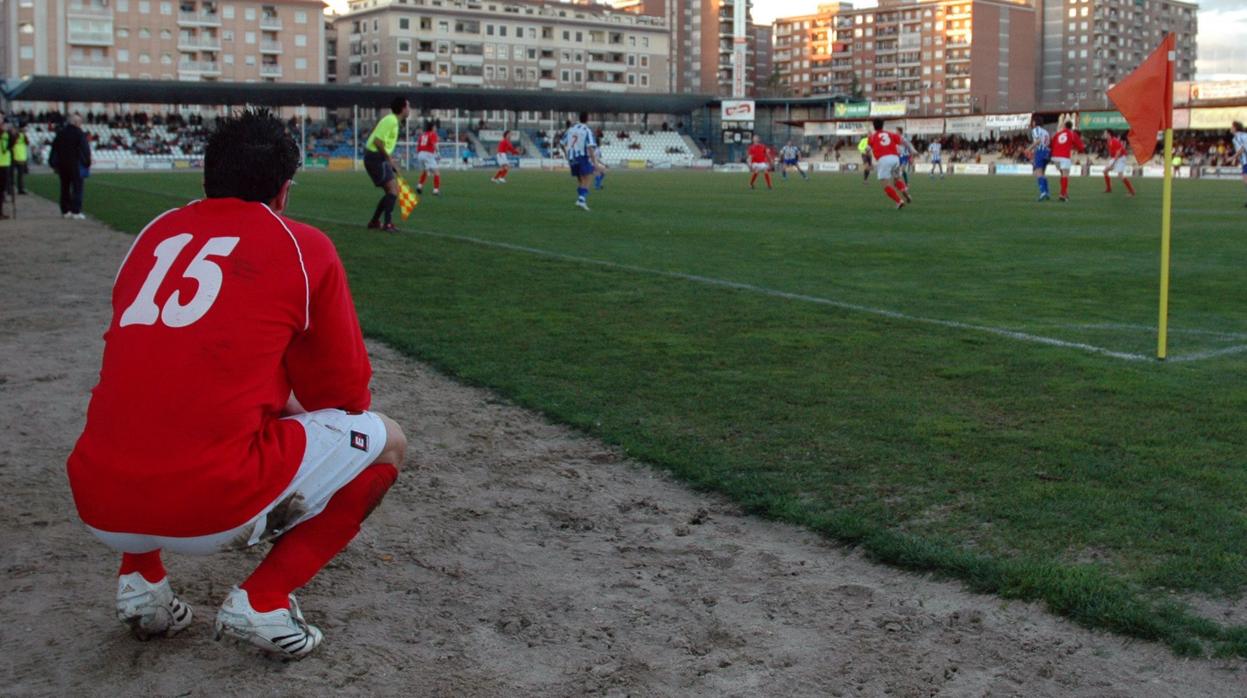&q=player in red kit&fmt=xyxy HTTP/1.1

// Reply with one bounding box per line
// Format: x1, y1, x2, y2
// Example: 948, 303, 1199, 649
1102, 130, 1135, 197
491, 130, 520, 183
1050, 120, 1087, 202
747, 135, 773, 190
868, 118, 912, 209
66, 110, 408, 659
416, 121, 441, 195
